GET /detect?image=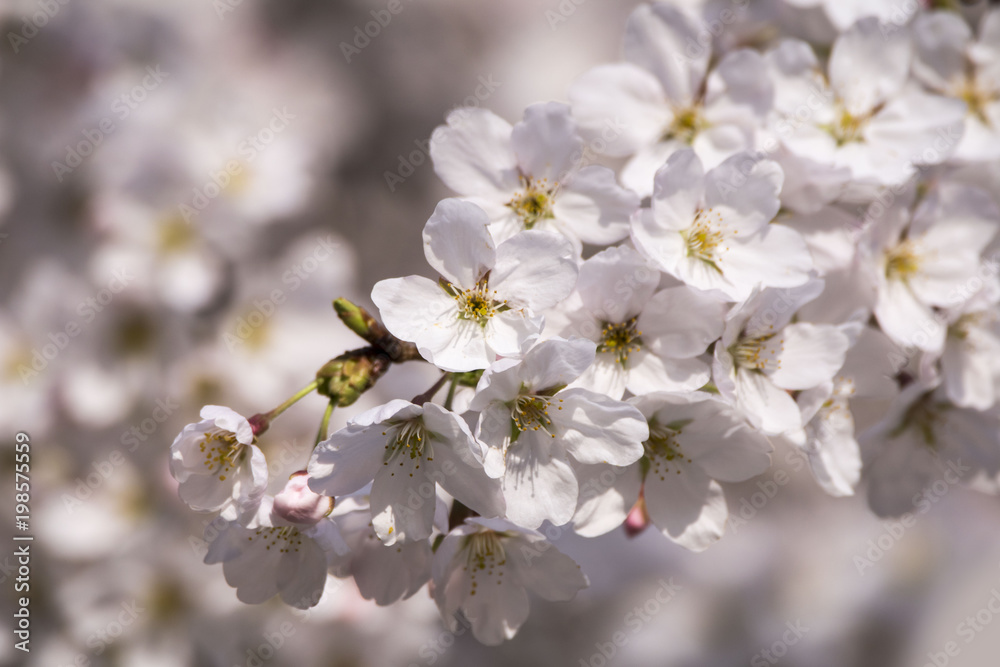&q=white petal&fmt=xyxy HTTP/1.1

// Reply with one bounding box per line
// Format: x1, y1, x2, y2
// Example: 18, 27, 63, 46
702, 49, 774, 122
721, 224, 814, 292
912, 12, 971, 92
624, 3, 707, 105
864, 88, 967, 166
829, 17, 912, 116
704, 153, 783, 234
638, 286, 725, 358
552, 388, 647, 466
512, 102, 584, 182
621, 140, 684, 198
430, 107, 520, 197
570, 353, 629, 400
651, 148, 704, 232
874, 278, 946, 353
371, 457, 434, 545
734, 368, 802, 435
625, 349, 711, 395
644, 462, 728, 552
577, 245, 659, 323
763, 323, 850, 390
501, 437, 579, 529
520, 338, 597, 392
491, 231, 578, 311
568, 63, 671, 157
572, 462, 642, 537
509, 536, 588, 601
308, 423, 388, 497
371, 275, 461, 356
199, 405, 253, 444
553, 166, 639, 245
422, 199, 496, 287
